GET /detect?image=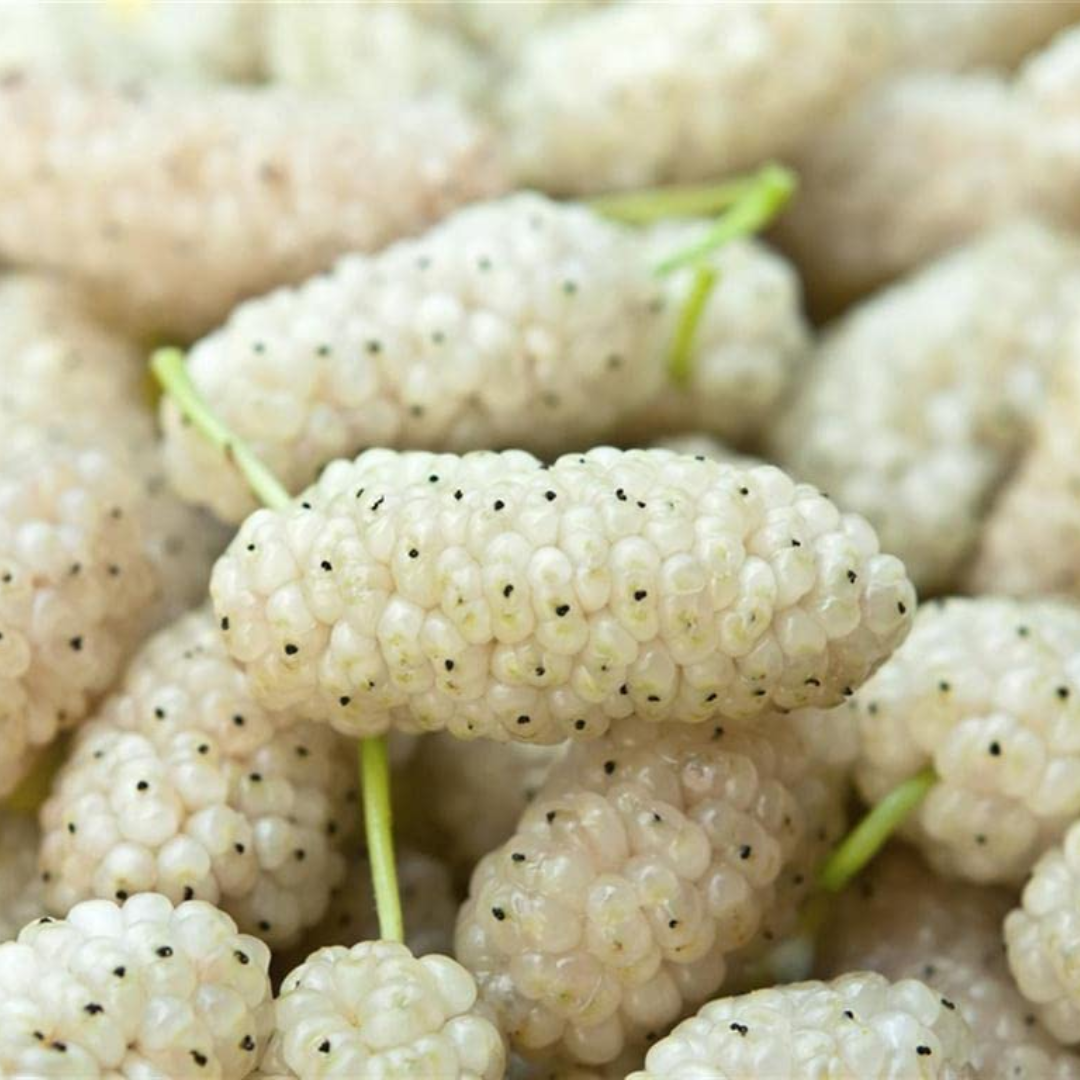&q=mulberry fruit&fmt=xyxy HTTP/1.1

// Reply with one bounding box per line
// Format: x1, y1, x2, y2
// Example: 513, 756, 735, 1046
853, 596, 1080, 884
628, 971, 976, 1079
0, 893, 273, 1077
41, 608, 359, 948
211, 447, 914, 742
